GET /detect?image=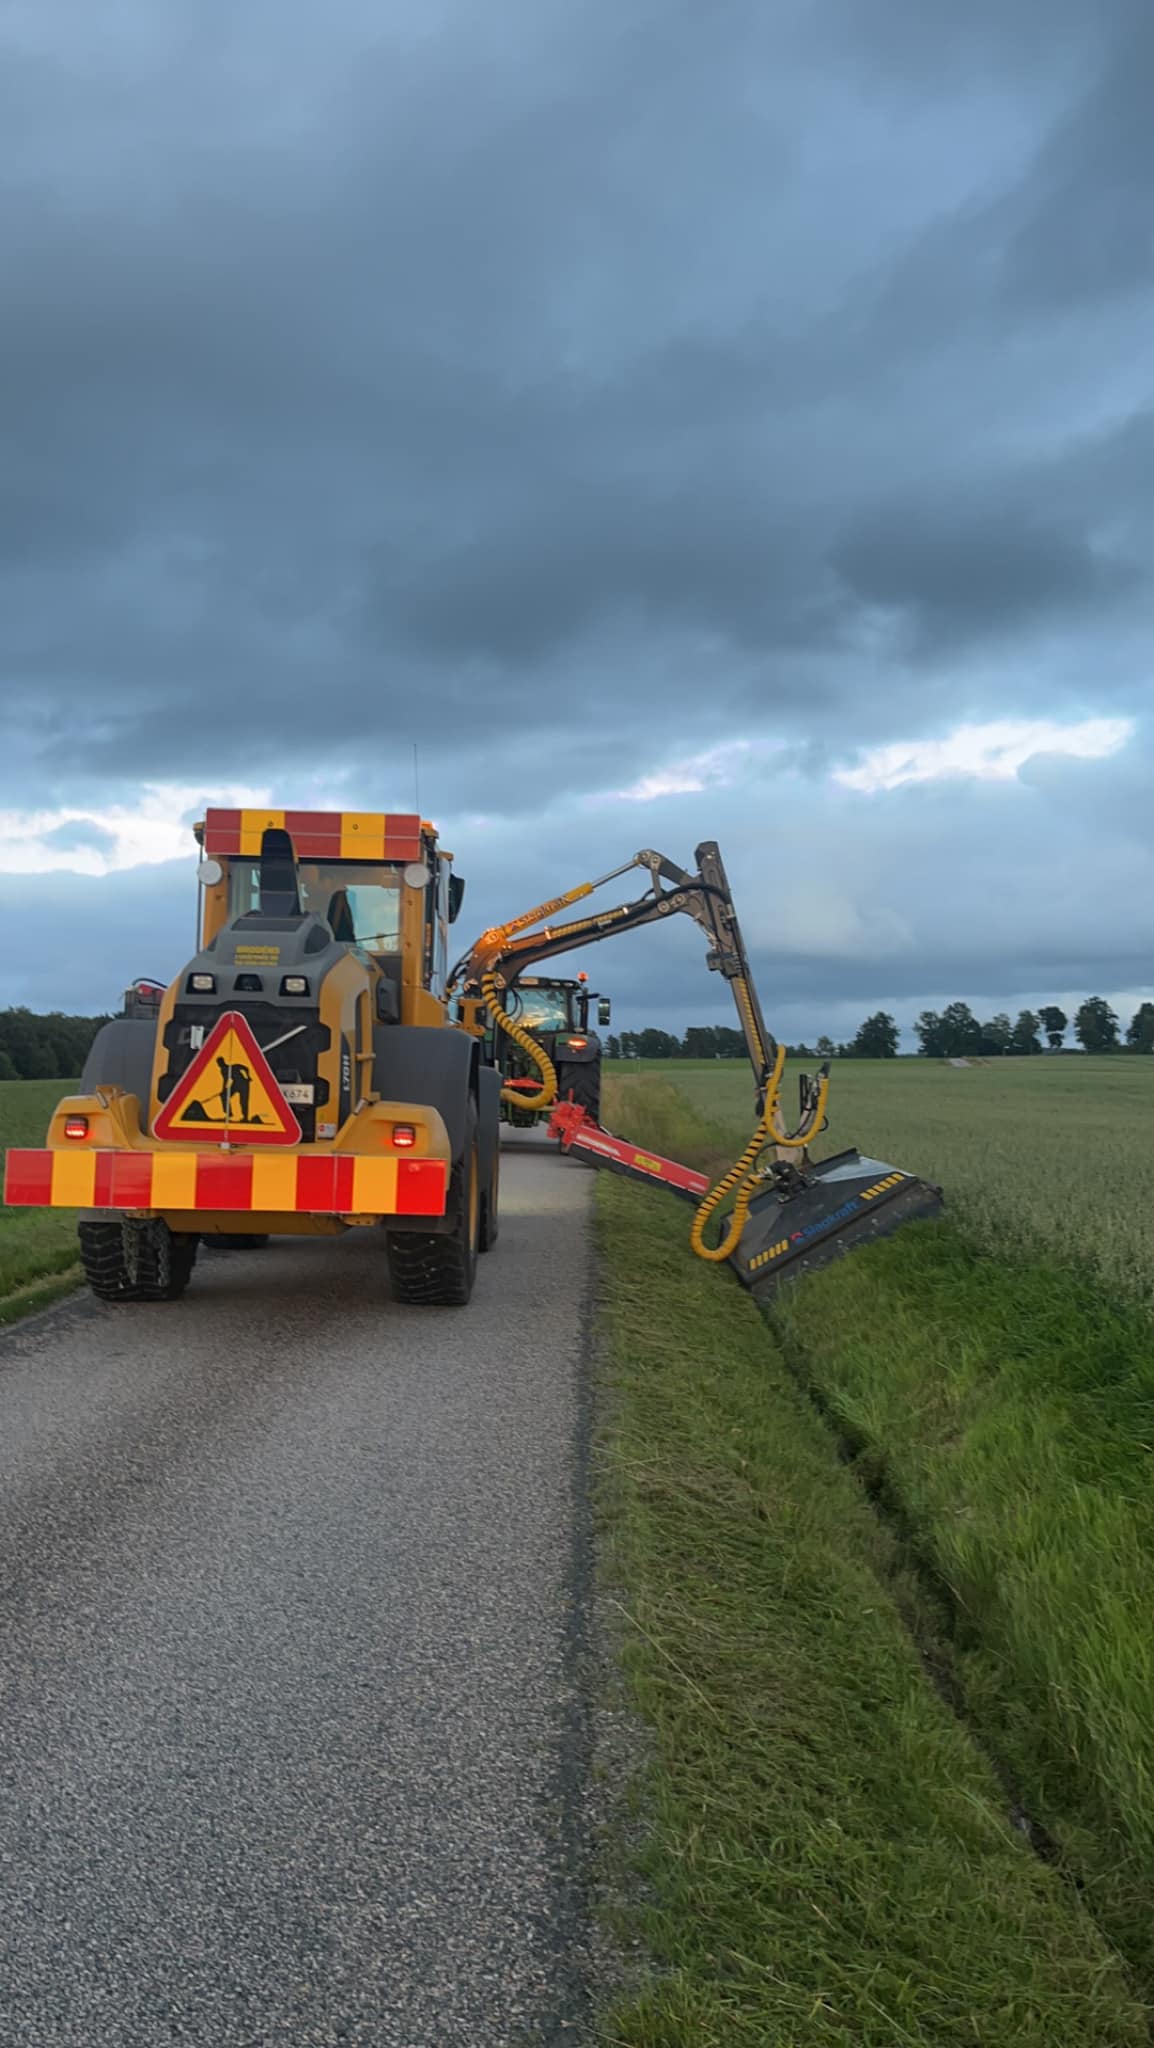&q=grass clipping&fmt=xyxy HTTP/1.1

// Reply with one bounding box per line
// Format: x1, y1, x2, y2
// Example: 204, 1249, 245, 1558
594, 1170, 1145, 2046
